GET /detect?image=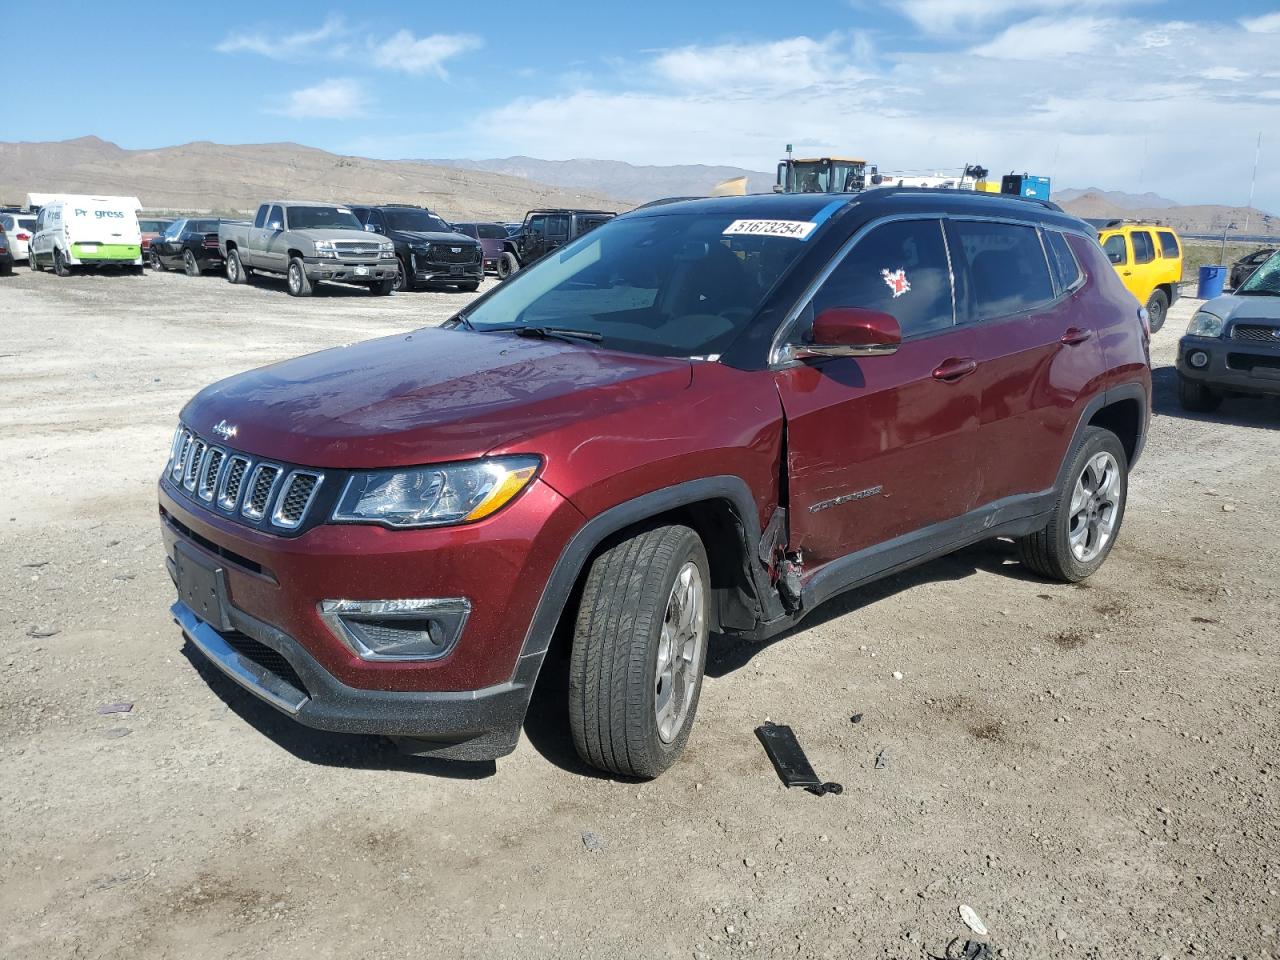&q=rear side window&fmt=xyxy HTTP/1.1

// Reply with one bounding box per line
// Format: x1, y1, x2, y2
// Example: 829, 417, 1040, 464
1158, 231, 1179, 258
1045, 231, 1082, 293
1131, 231, 1155, 264
1102, 234, 1127, 265
545, 215, 570, 238
811, 218, 954, 338
949, 220, 1055, 321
